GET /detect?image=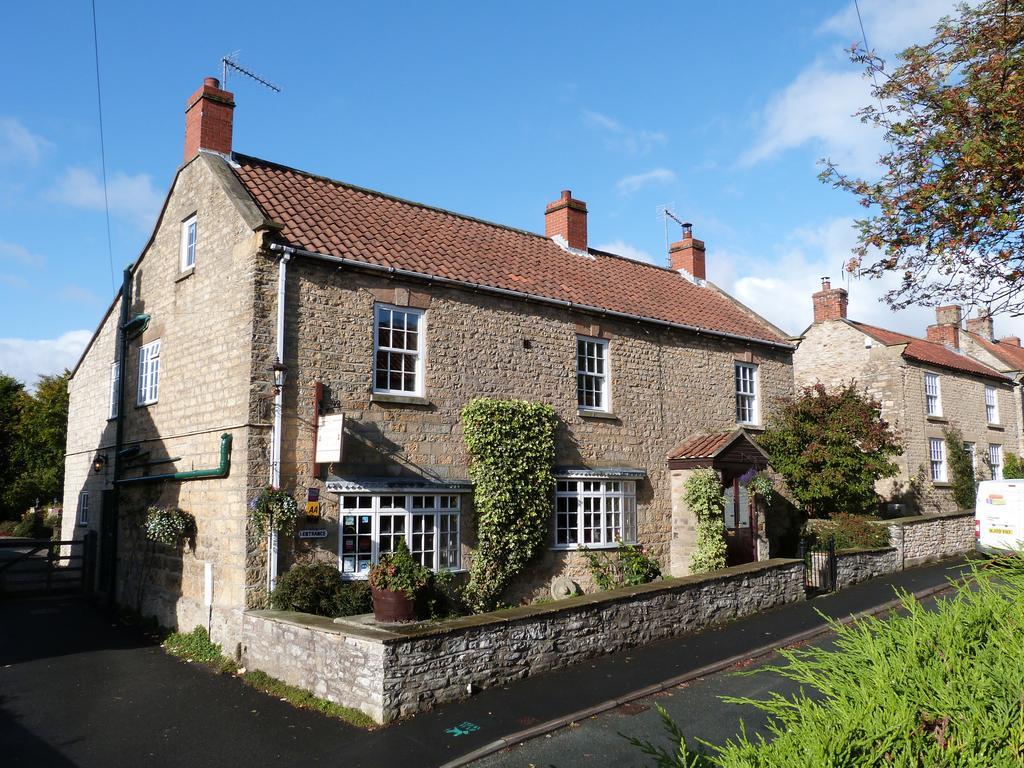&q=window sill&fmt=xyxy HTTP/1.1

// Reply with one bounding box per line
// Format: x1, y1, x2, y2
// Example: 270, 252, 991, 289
370, 392, 430, 406
988, 423, 1005, 431
577, 408, 618, 421
737, 423, 764, 432
175, 266, 195, 282
135, 401, 158, 409
926, 415, 948, 423
550, 542, 636, 552
931, 481, 953, 488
